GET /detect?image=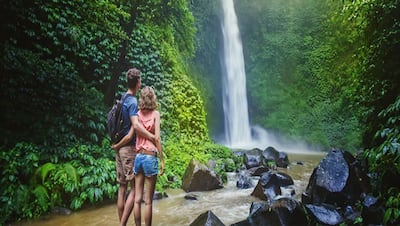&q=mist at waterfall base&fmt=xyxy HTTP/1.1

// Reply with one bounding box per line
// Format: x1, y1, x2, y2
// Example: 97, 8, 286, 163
215, 123, 320, 154
217, 0, 319, 154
